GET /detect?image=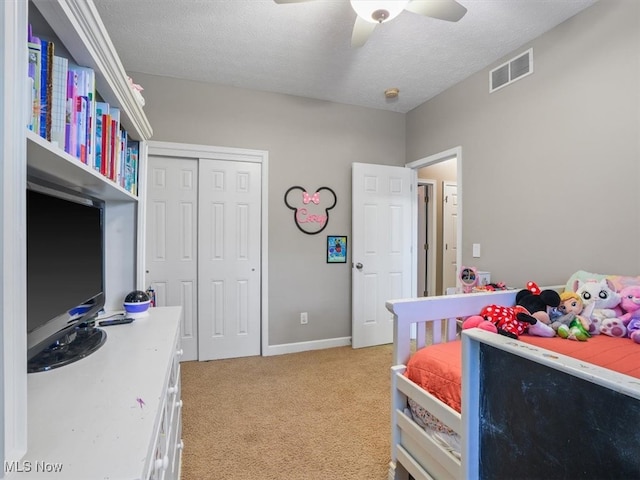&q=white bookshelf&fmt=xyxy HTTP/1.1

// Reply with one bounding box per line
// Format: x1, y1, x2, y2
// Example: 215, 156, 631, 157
0, 0, 153, 476
26, 130, 137, 202
27, 0, 153, 311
